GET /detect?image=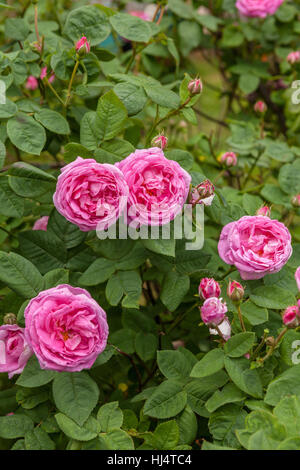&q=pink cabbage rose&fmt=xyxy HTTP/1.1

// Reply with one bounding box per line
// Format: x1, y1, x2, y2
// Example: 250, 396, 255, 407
0, 325, 32, 378
53, 157, 129, 232
116, 148, 191, 226
218, 216, 292, 280
209, 316, 231, 341
33, 216, 49, 231
200, 297, 227, 326
236, 0, 284, 18
295, 267, 300, 291
199, 278, 221, 300
24, 284, 109, 372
